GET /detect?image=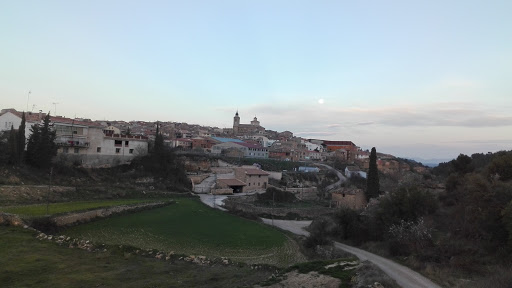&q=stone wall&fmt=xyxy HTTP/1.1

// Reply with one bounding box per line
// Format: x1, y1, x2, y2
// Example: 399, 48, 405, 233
284, 187, 318, 201
0, 212, 25, 226
52, 202, 172, 226
189, 174, 210, 184
211, 188, 233, 195
223, 198, 335, 219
